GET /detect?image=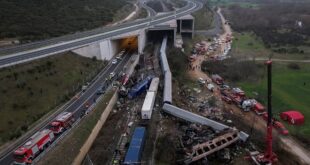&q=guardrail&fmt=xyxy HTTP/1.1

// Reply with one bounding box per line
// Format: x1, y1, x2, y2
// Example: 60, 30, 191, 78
0, 1, 192, 56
